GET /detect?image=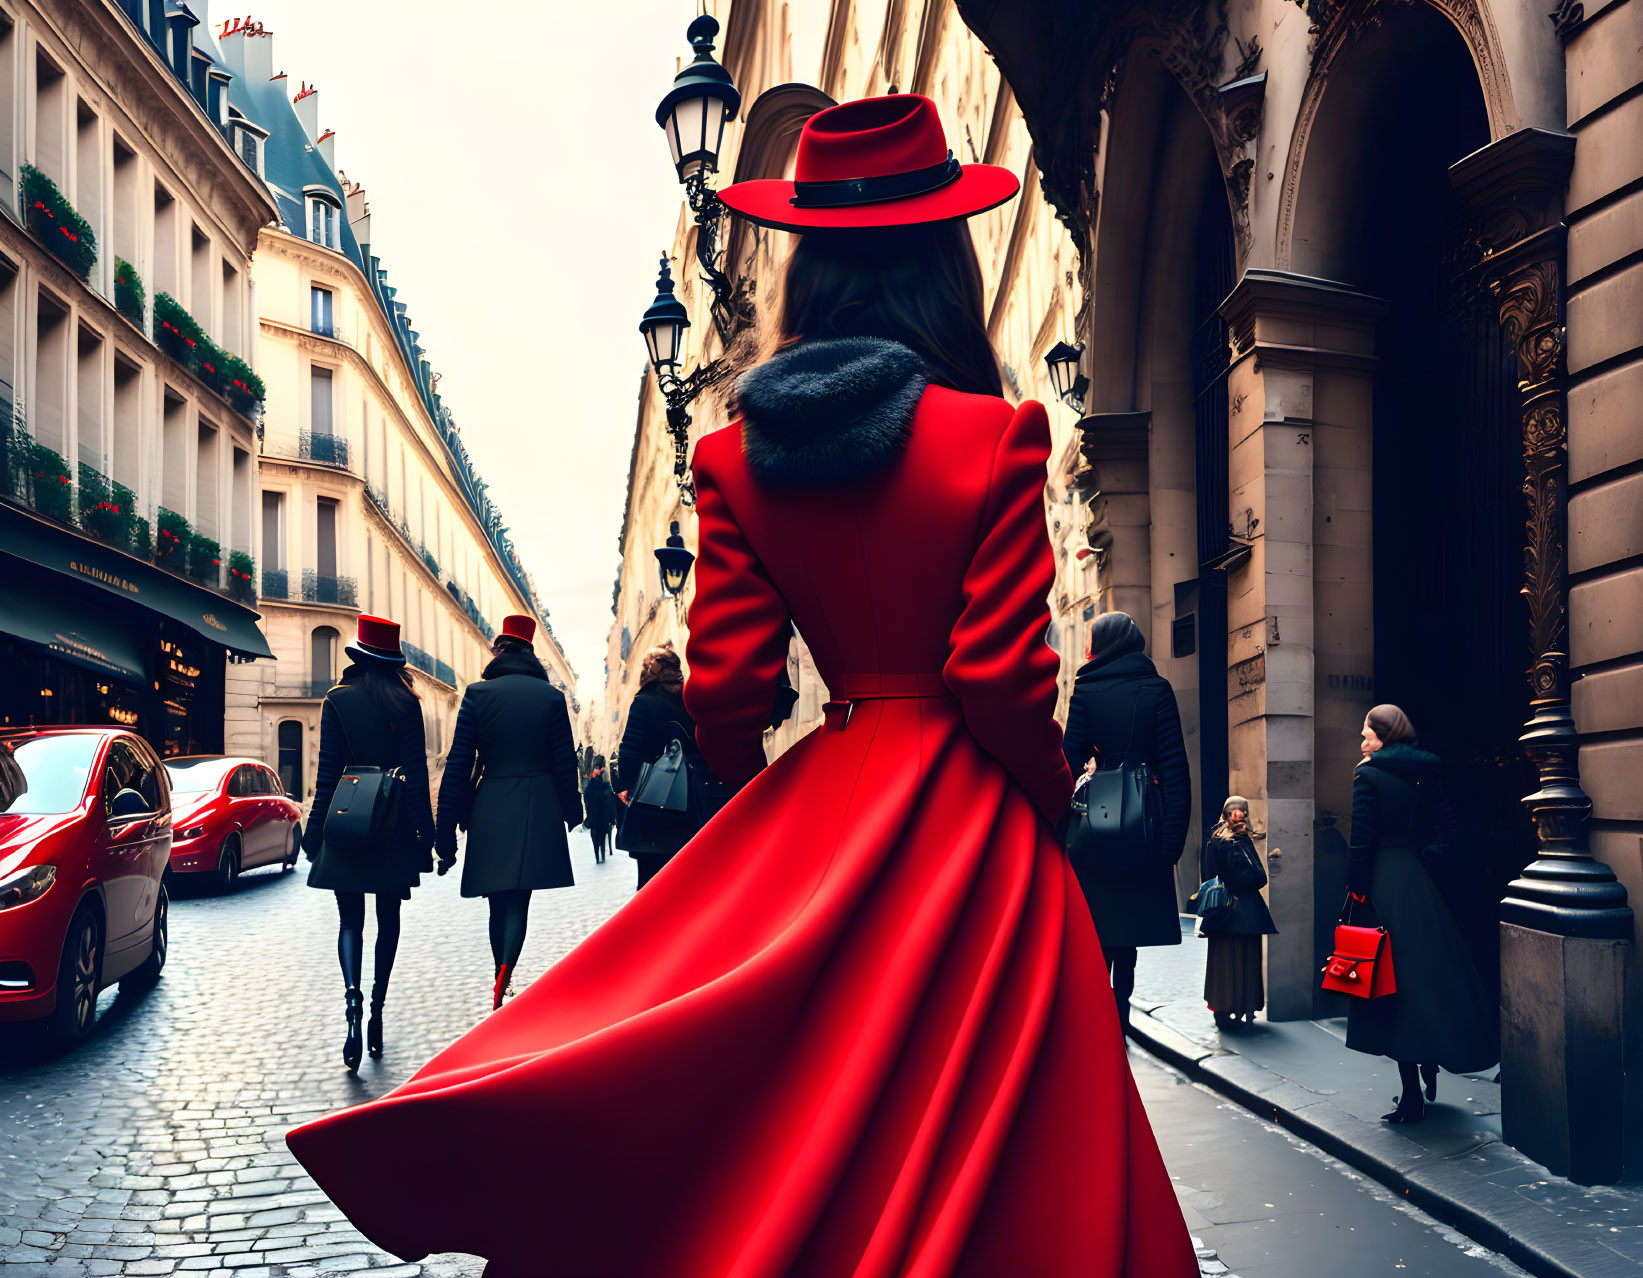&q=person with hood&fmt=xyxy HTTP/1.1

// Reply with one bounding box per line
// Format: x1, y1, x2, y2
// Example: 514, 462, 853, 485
617, 646, 719, 889
303, 615, 435, 1071
582, 755, 616, 863
1060, 611, 1193, 1036
1199, 796, 1278, 1031
436, 615, 583, 1010
1345, 703, 1498, 1123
